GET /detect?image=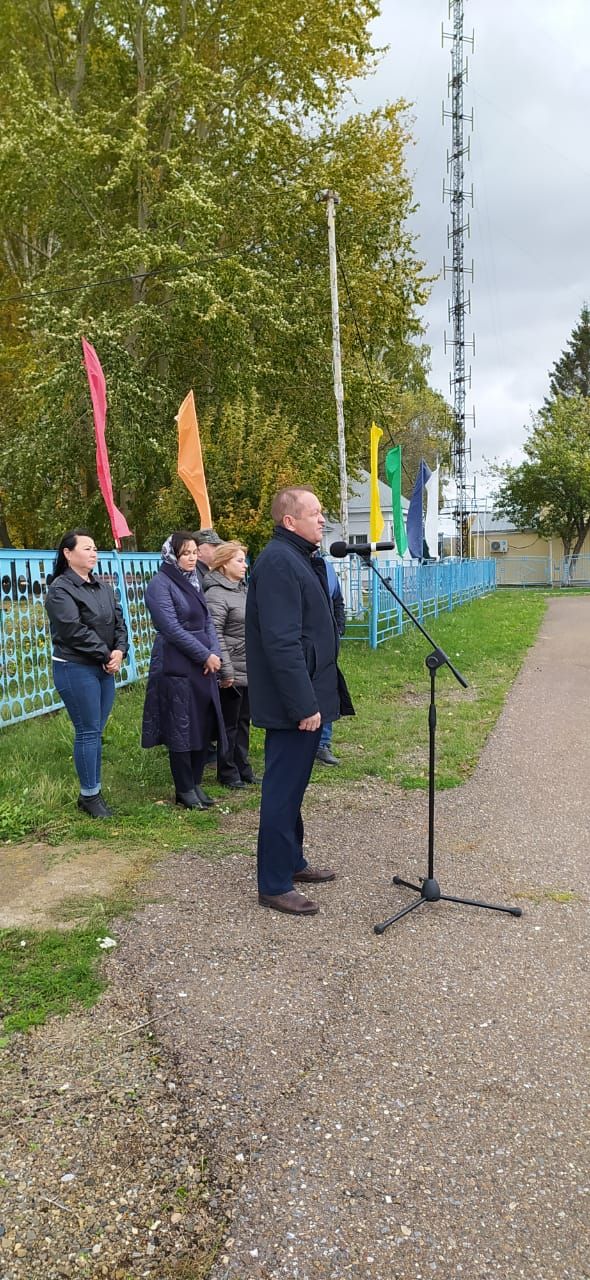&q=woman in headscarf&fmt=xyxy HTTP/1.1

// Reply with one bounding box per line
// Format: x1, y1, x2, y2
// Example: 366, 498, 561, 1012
141, 531, 226, 810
